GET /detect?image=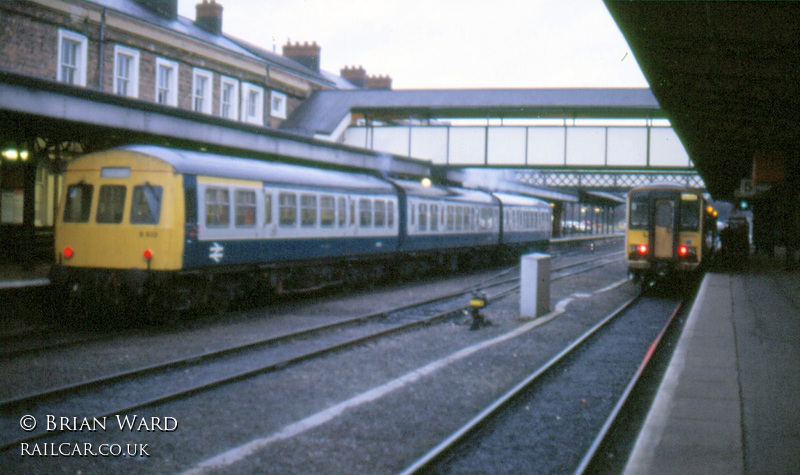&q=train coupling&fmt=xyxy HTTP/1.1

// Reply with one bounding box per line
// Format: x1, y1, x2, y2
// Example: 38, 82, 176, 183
469, 291, 492, 330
